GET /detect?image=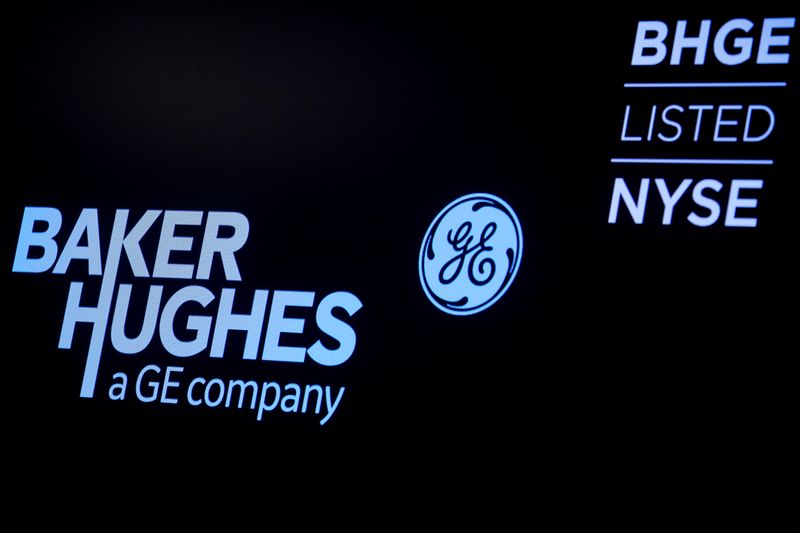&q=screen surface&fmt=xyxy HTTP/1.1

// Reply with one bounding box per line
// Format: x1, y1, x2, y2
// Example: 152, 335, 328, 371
5, 3, 798, 516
